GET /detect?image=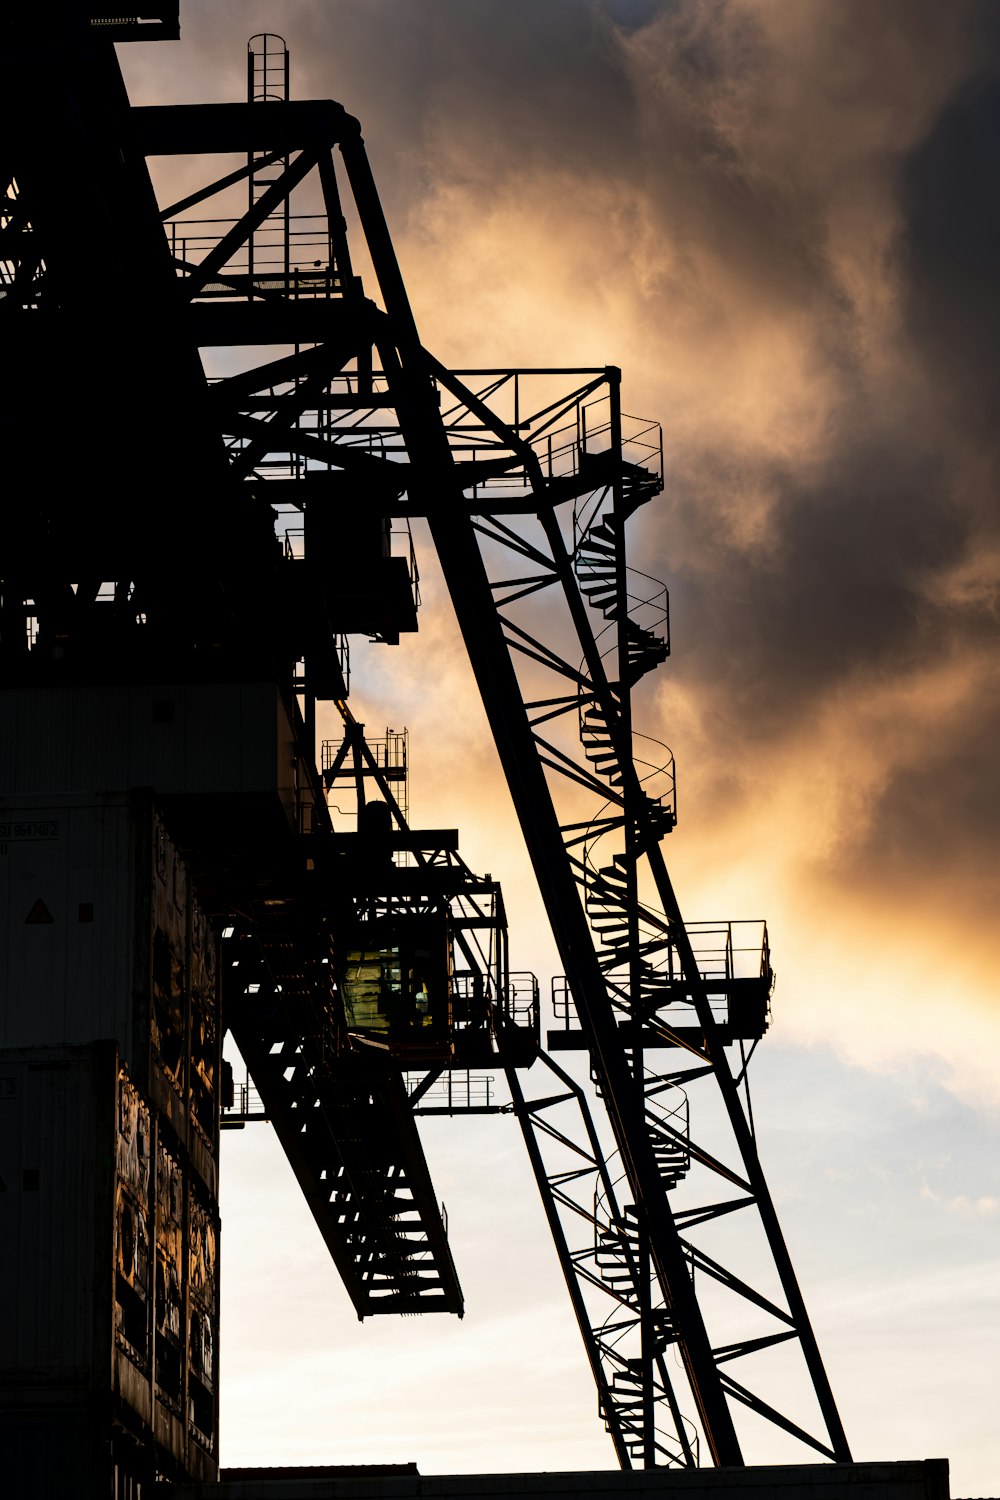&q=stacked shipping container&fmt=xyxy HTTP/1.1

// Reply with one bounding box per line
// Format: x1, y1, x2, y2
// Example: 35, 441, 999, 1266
0, 794, 220, 1495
